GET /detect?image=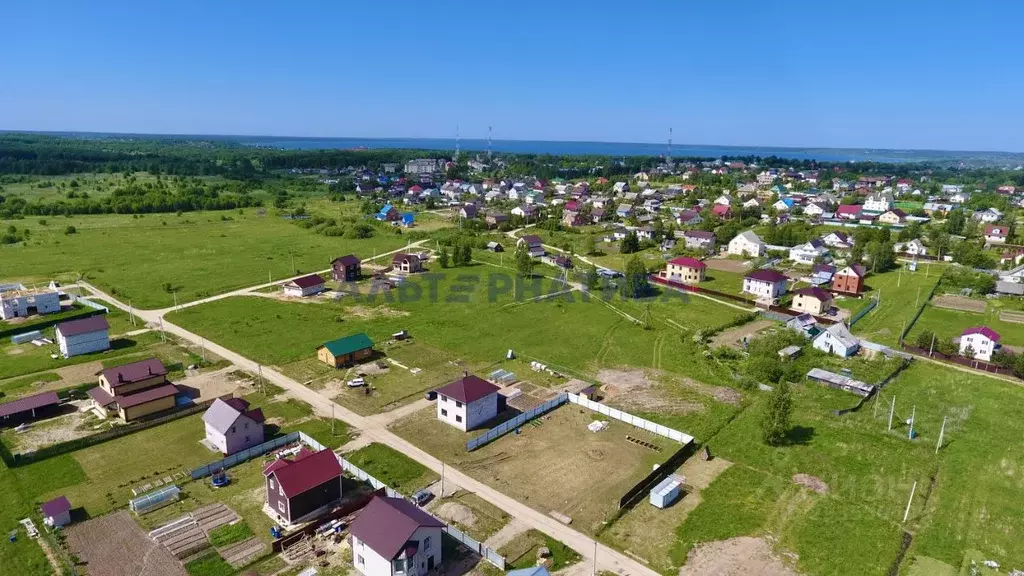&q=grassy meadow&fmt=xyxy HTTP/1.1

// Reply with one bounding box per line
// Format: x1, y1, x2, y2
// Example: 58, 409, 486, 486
839, 264, 944, 346
908, 301, 1024, 348
0, 203, 410, 309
